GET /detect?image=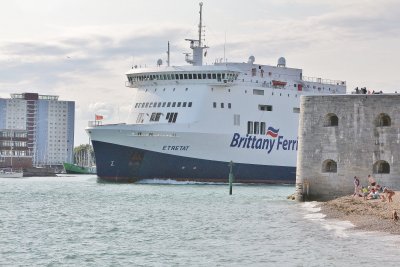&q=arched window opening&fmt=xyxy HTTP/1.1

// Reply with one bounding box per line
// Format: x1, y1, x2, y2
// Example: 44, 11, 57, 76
323, 113, 338, 127
322, 159, 337, 173
375, 113, 391, 127
373, 160, 390, 174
